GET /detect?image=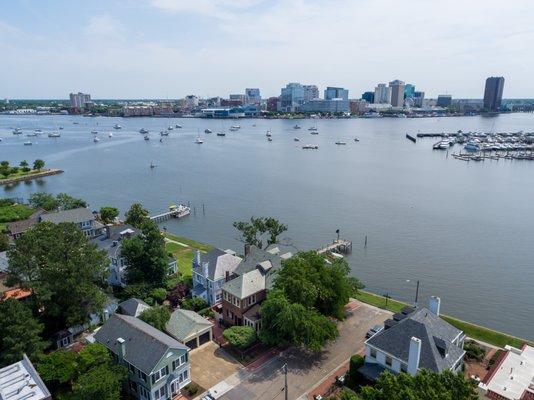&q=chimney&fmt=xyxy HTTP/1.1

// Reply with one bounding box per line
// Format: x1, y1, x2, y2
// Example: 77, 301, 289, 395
225, 270, 230, 282
195, 250, 201, 266
117, 337, 126, 359
244, 244, 251, 257
428, 296, 441, 316
202, 262, 209, 279
407, 337, 421, 376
